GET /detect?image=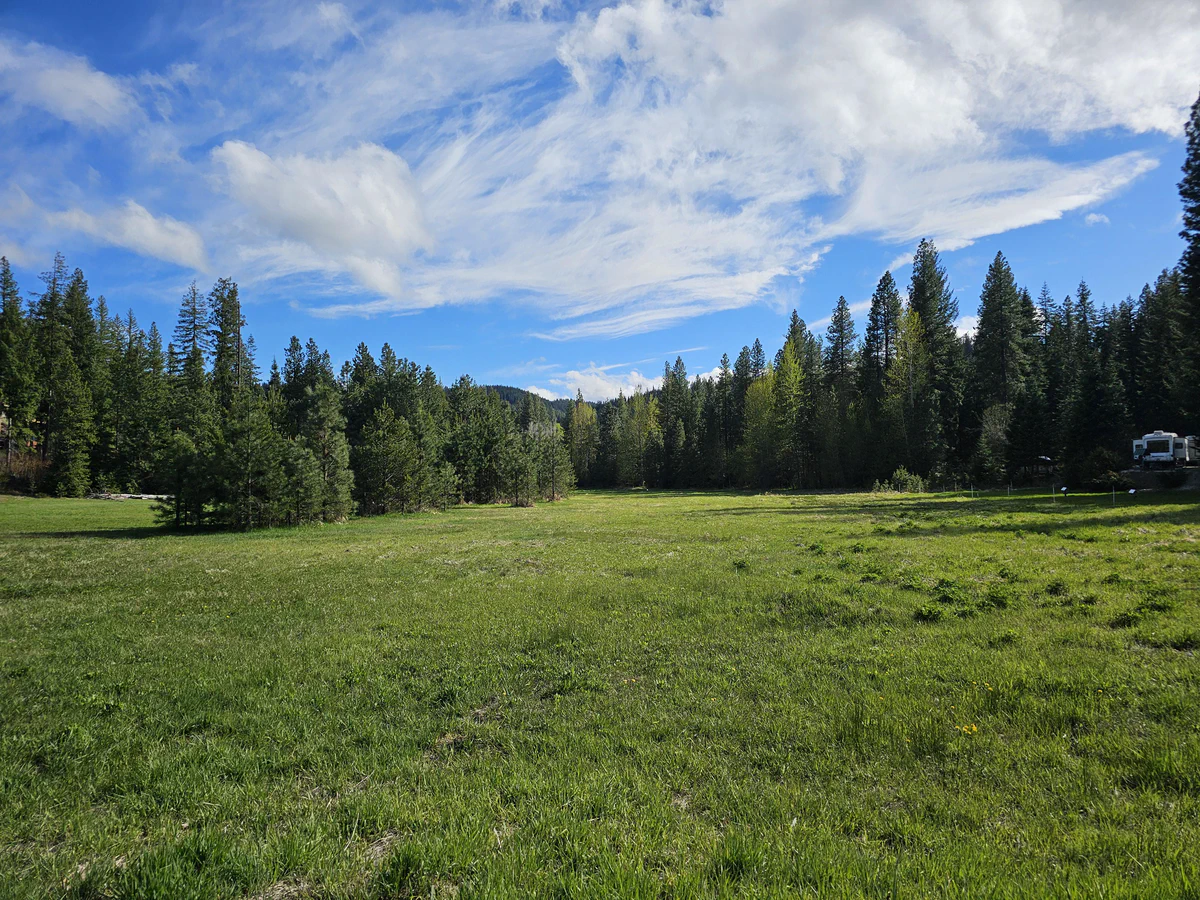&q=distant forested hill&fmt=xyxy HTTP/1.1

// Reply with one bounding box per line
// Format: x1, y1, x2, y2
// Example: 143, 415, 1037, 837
484, 385, 572, 421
